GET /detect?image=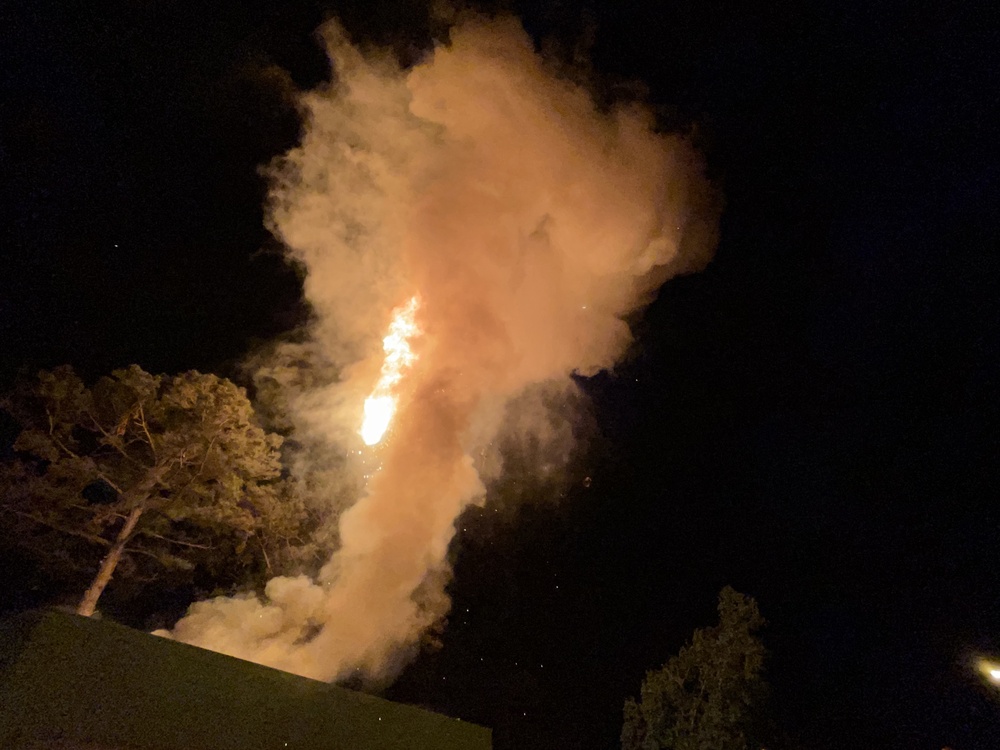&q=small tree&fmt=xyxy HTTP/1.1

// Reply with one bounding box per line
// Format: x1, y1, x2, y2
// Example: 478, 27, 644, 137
622, 587, 767, 750
0, 365, 307, 616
